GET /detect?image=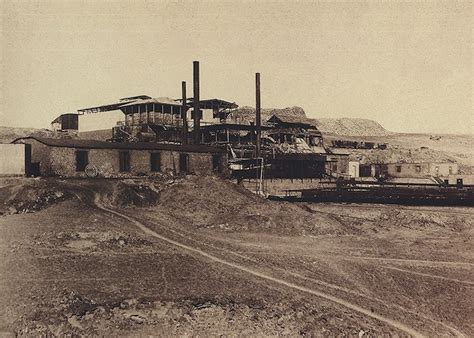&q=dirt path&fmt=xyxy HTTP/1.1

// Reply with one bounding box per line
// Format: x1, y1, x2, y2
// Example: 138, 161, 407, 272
130, 207, 470, 337
3, 179, 470, 336
88, 191, 427, 337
